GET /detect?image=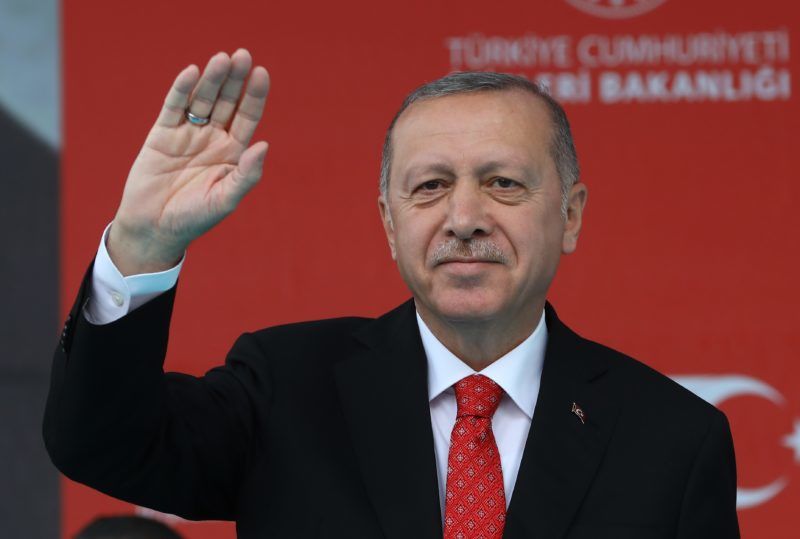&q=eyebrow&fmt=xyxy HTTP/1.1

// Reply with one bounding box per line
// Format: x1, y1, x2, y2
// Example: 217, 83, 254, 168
402, 158, 541, 186
403, 162, 456, 183
474, 160, 513, 177
477, 159, 543, 185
